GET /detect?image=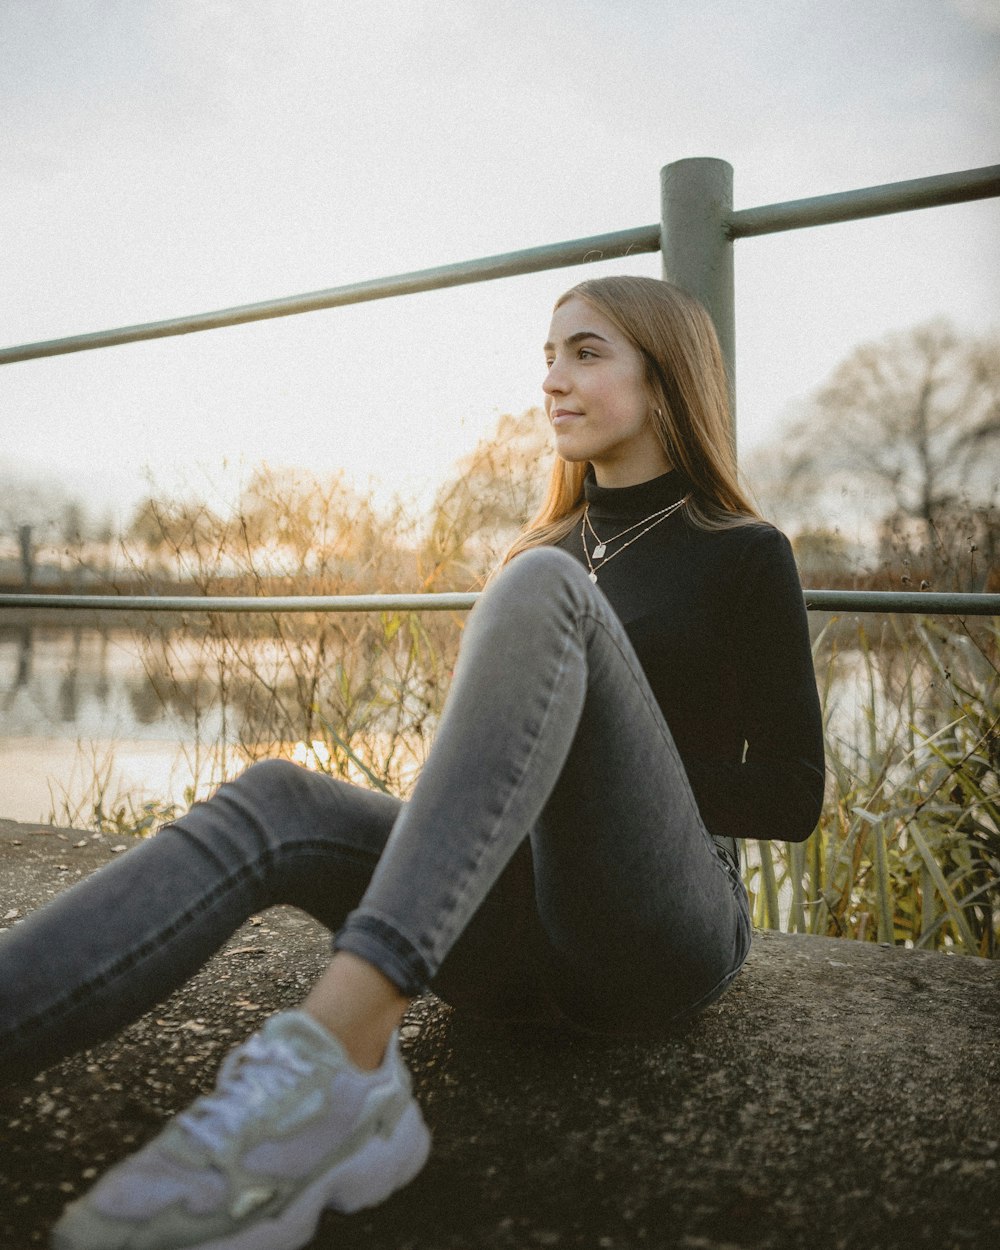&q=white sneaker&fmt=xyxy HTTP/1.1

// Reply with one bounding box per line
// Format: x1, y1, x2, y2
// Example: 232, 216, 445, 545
52, 1010, 431, 1250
